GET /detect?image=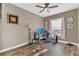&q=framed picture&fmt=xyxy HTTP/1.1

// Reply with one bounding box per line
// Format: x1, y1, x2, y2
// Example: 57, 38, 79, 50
0, 3, 2, 19
67, 16, 73, 23
7, 14, 18, 24
67, 16, 74, 29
